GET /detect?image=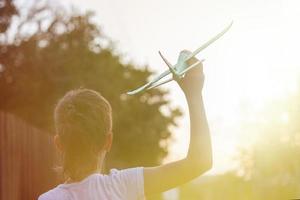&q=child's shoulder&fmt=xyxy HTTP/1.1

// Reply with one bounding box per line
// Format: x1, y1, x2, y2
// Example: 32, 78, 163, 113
38, 186, 68, 200
38, 168, 144, 200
